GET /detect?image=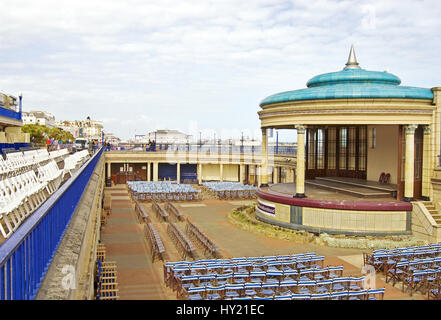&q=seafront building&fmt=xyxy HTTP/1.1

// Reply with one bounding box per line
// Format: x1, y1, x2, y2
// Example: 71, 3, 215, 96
1, 47, 441, 301
56, 118, 104, 141
22, 110, 56, 128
